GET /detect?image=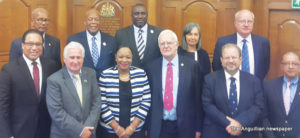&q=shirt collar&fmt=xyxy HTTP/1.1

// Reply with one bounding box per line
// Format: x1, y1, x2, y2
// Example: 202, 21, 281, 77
22, 54, 41, 66
67, 68, 82, 79
163, 54, 178, 67
224, 70, 240, 81
283, 76, 299, 85
133, 24, 148, 32
86, 30, 100, 40
237, 33, 252, 43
